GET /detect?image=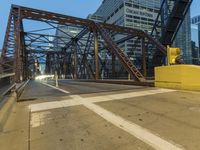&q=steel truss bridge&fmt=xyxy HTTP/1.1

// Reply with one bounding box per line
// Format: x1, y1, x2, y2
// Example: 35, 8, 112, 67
0, 0, 192, 85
